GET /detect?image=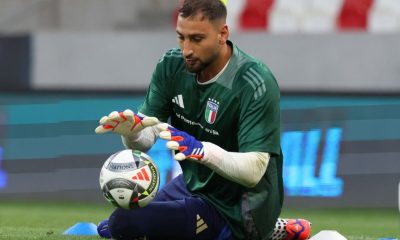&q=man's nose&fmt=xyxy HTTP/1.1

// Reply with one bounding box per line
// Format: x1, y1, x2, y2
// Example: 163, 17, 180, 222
182, 41, 193, 58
